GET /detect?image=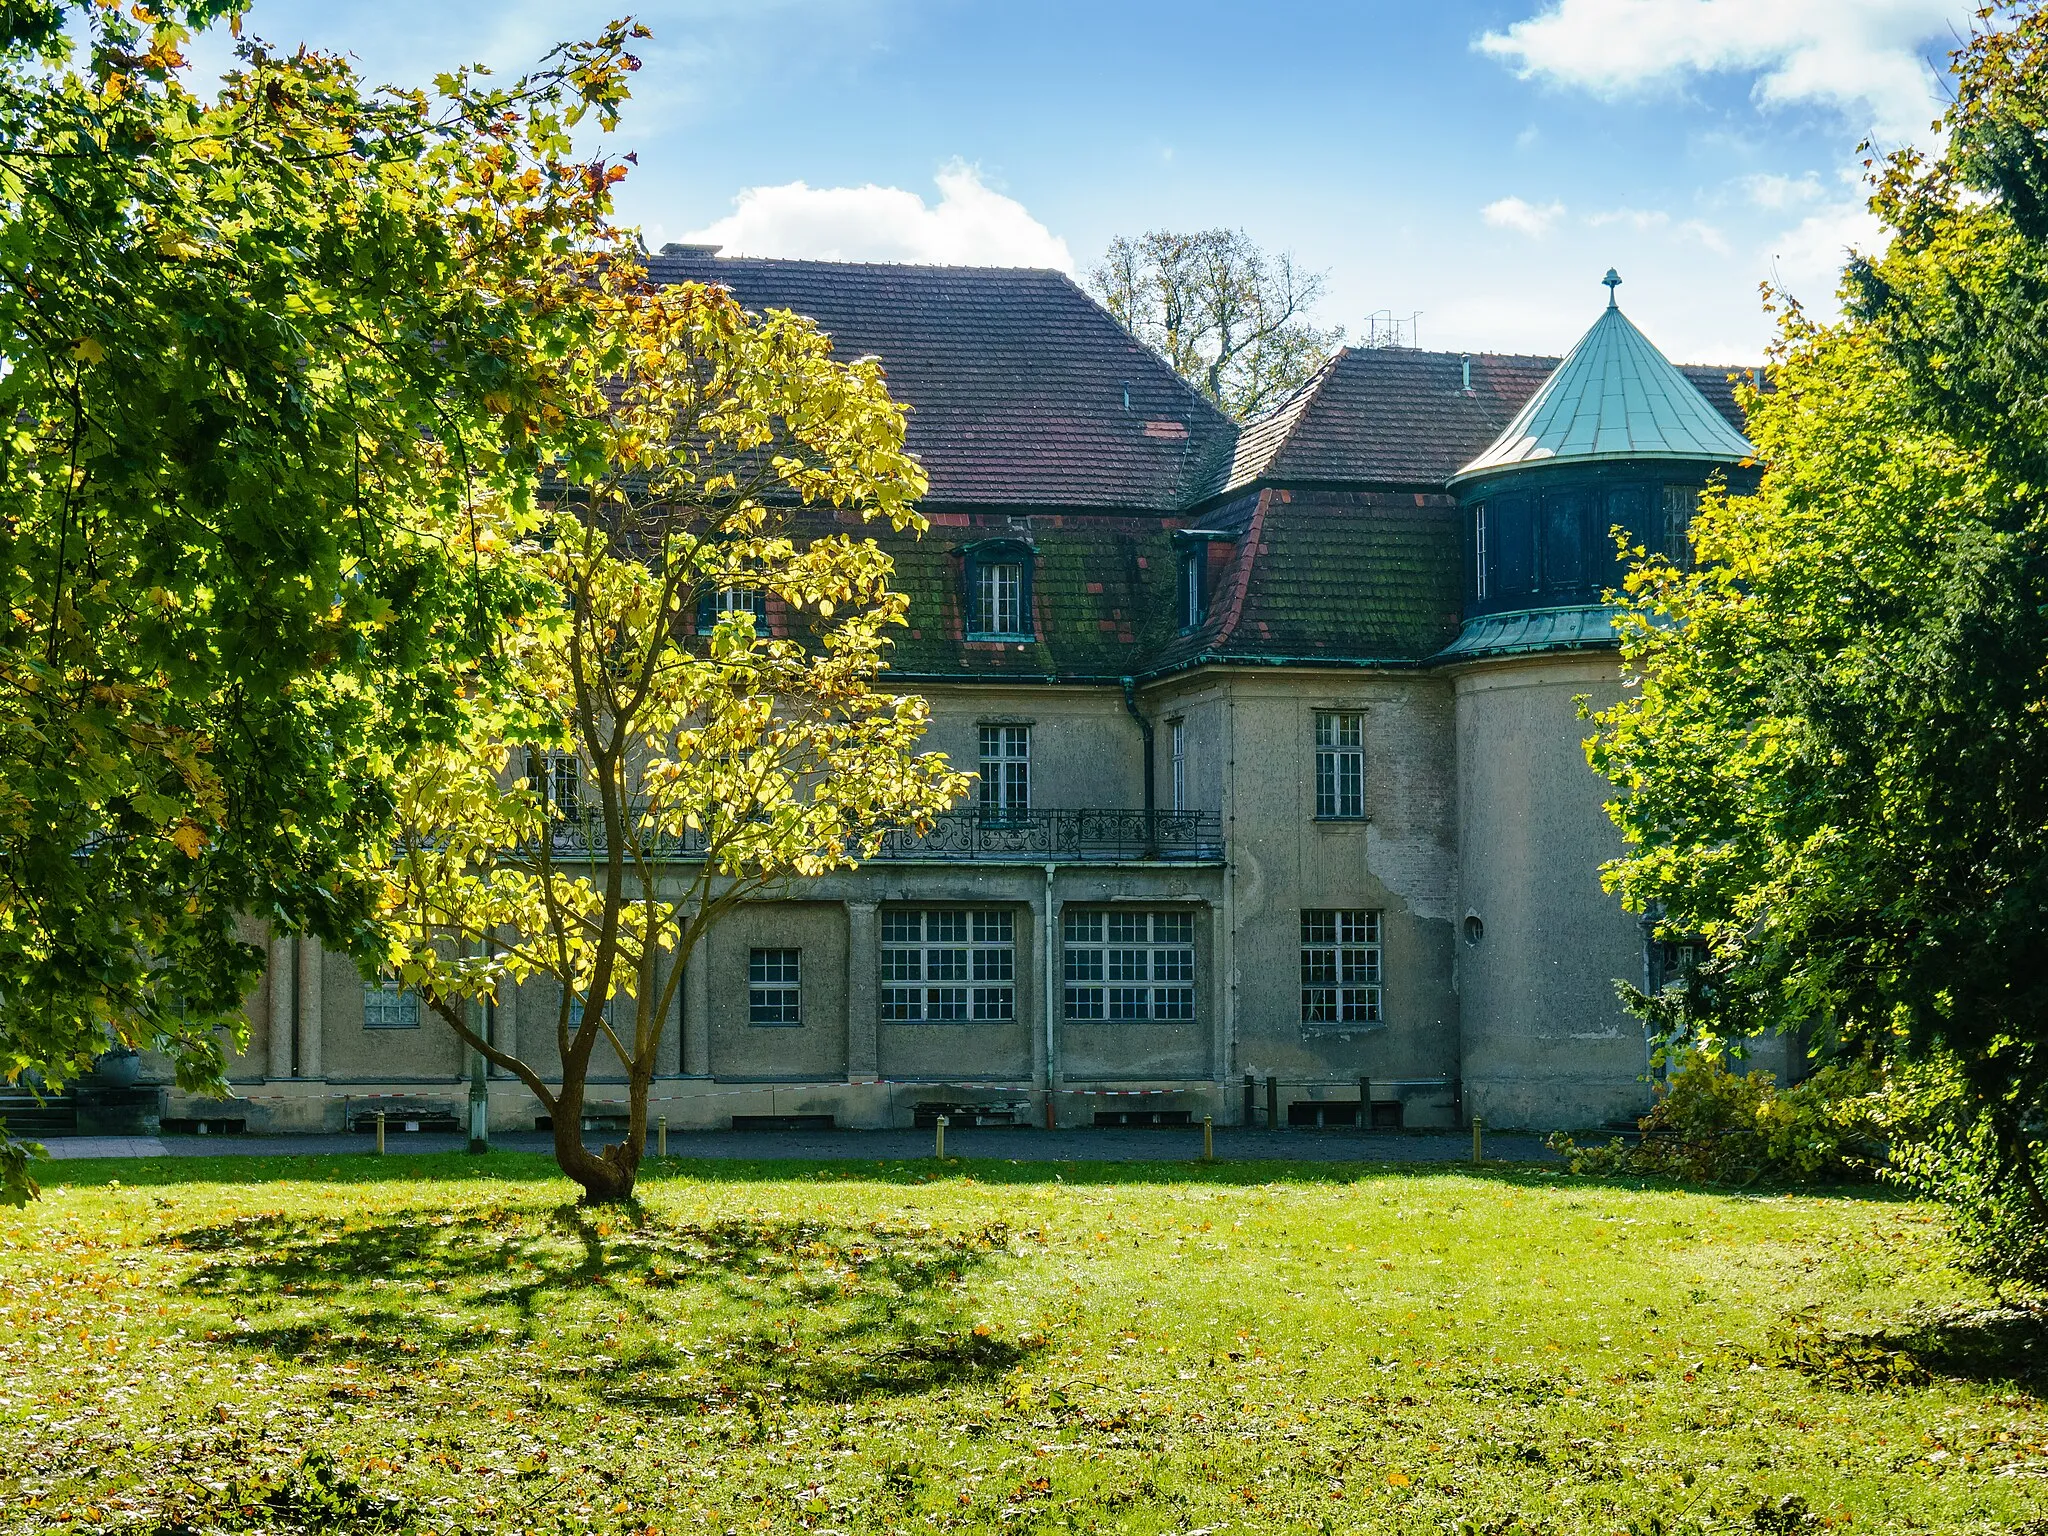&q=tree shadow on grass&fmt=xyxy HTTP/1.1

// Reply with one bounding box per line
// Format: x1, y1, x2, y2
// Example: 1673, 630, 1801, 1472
1770, 1301, 2048, 1391
169, 1204, 1036, 1405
